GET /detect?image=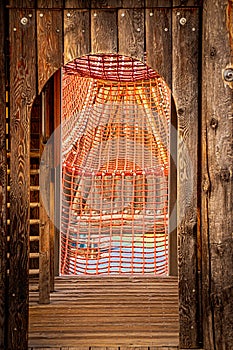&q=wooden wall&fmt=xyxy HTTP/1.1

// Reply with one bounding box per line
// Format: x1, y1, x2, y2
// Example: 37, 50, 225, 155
202, 0, 233, 349
1, 0, 233, 349
0, 1, 7, 348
